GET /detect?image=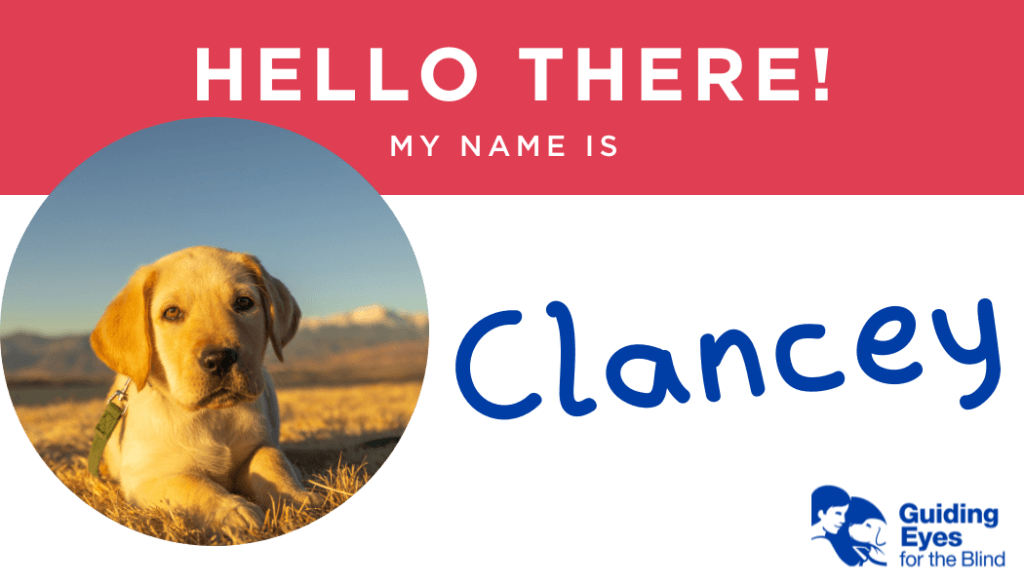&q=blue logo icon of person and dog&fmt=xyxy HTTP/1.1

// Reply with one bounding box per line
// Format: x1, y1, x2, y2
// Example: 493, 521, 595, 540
812, 485, 887, 566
